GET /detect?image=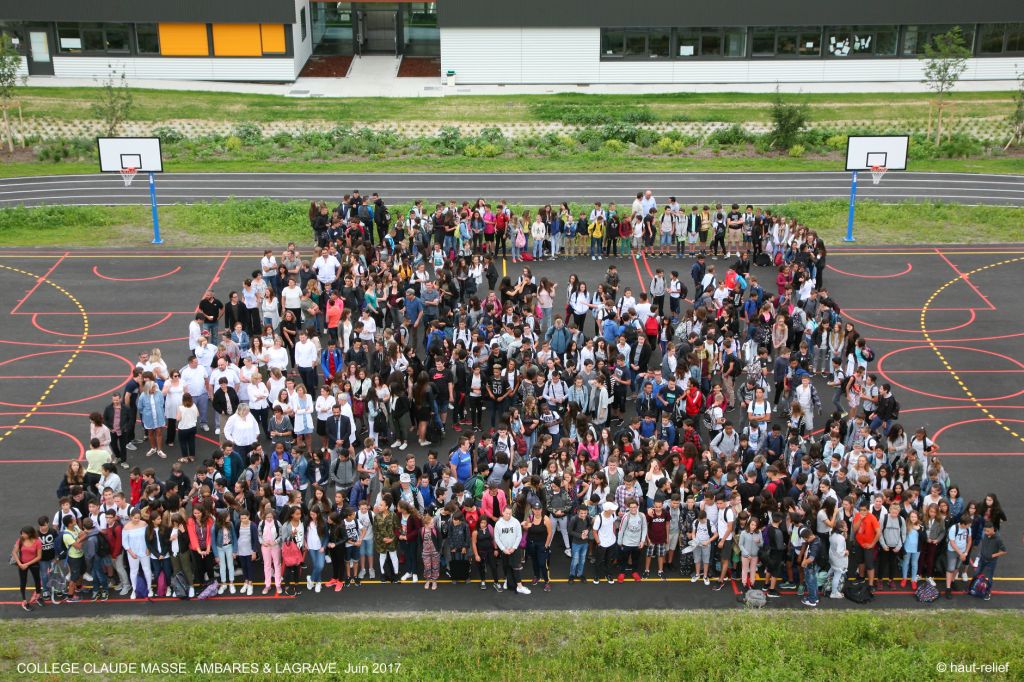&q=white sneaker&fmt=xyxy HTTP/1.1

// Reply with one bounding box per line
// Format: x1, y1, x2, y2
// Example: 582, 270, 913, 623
200, 424, 209, 432
830, 592, 844, 599
125, 442, 137, 451
516, 584, 531, 595
119, 585, 131, 596
306, 577, 314, 590
83, 572, 93, 582
157, 451, 166, 459
146, 448, 156, 457
399, 442, 408, 450
703, 576, 710, 586
390, 440, 401, 448
188, 586, 195, 598
564, 548, 572, 557
411, 574, 419, 583
358, 569, 366, 579
214, 428, 220, 435
927, 577, 936, 586
419, 440, 430, 446
401, 573, 412, 581
691, 575, 698, 583
130, 591, 137, 600
229, 583, 236, 594
217, 584, 227, 595
315, 582, 322, 593
368, 569, 375, 580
